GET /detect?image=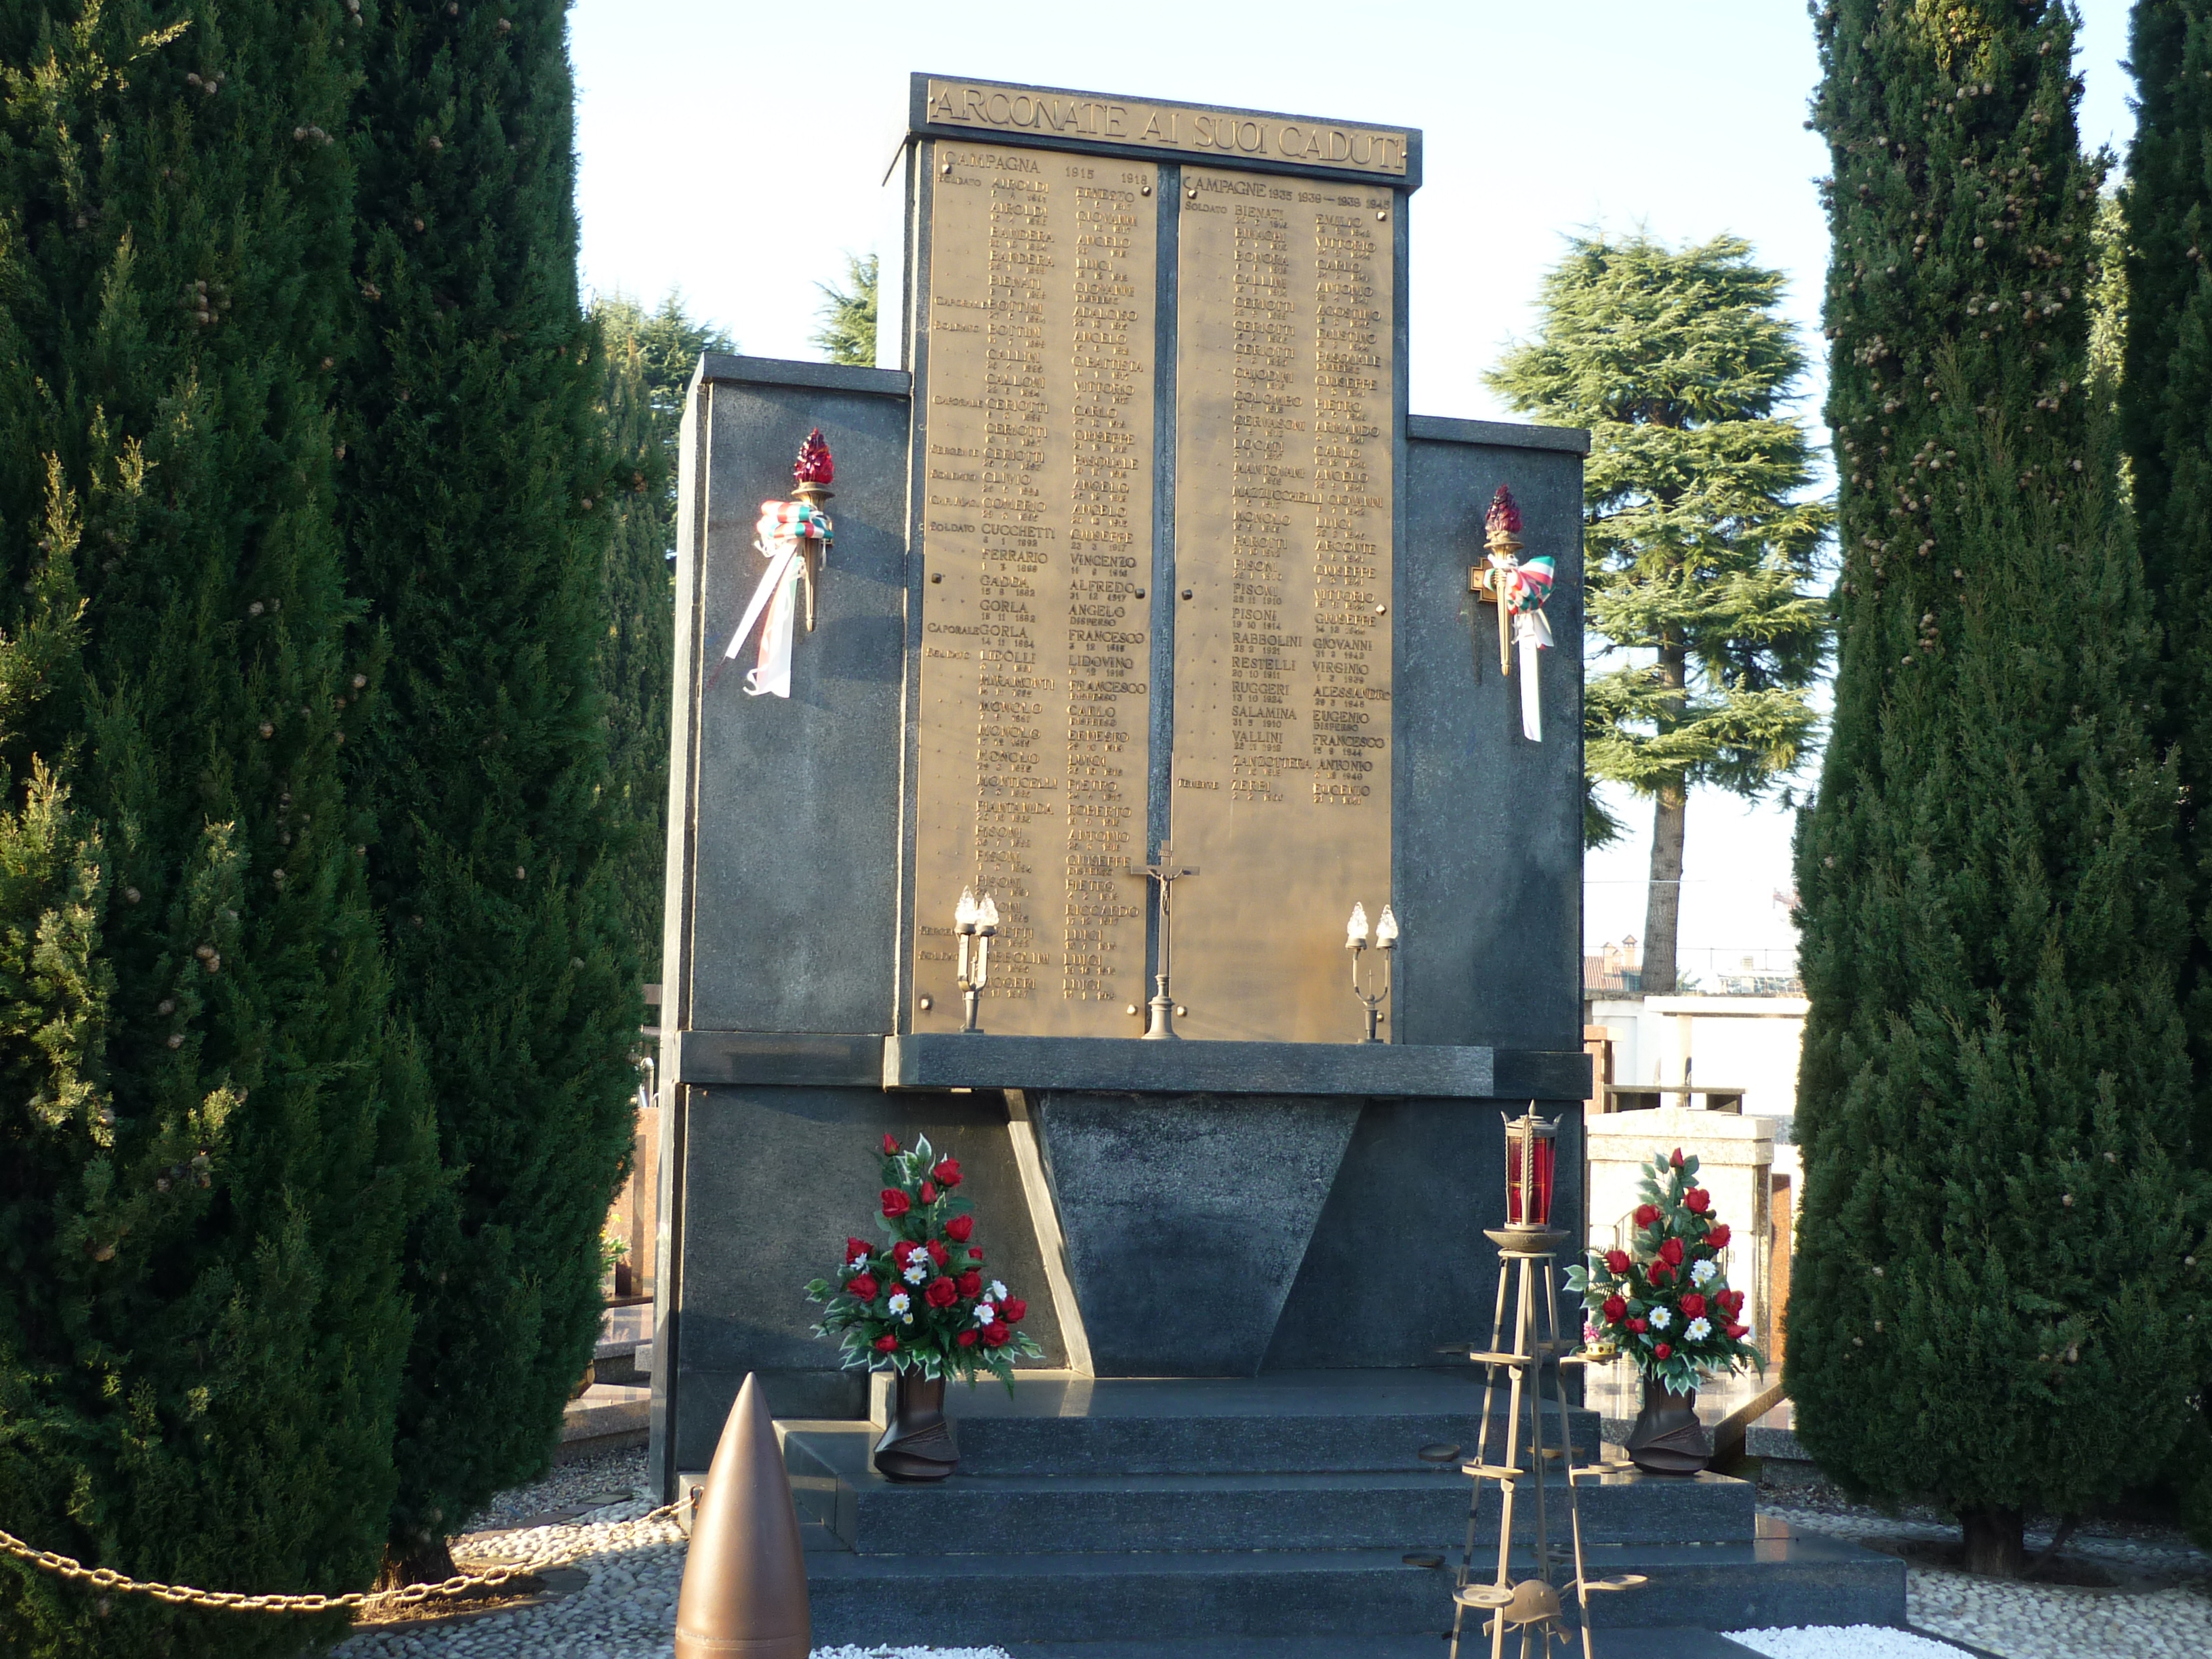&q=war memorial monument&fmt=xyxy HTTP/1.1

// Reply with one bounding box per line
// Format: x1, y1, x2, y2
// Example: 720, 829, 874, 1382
650, 75, 1902, 1651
